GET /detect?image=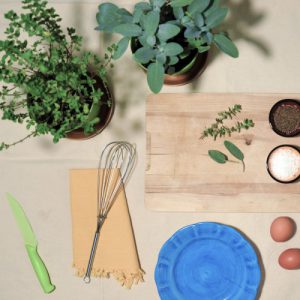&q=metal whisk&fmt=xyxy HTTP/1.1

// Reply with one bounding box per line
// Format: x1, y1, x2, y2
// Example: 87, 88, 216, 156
84, 141, 137, 283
